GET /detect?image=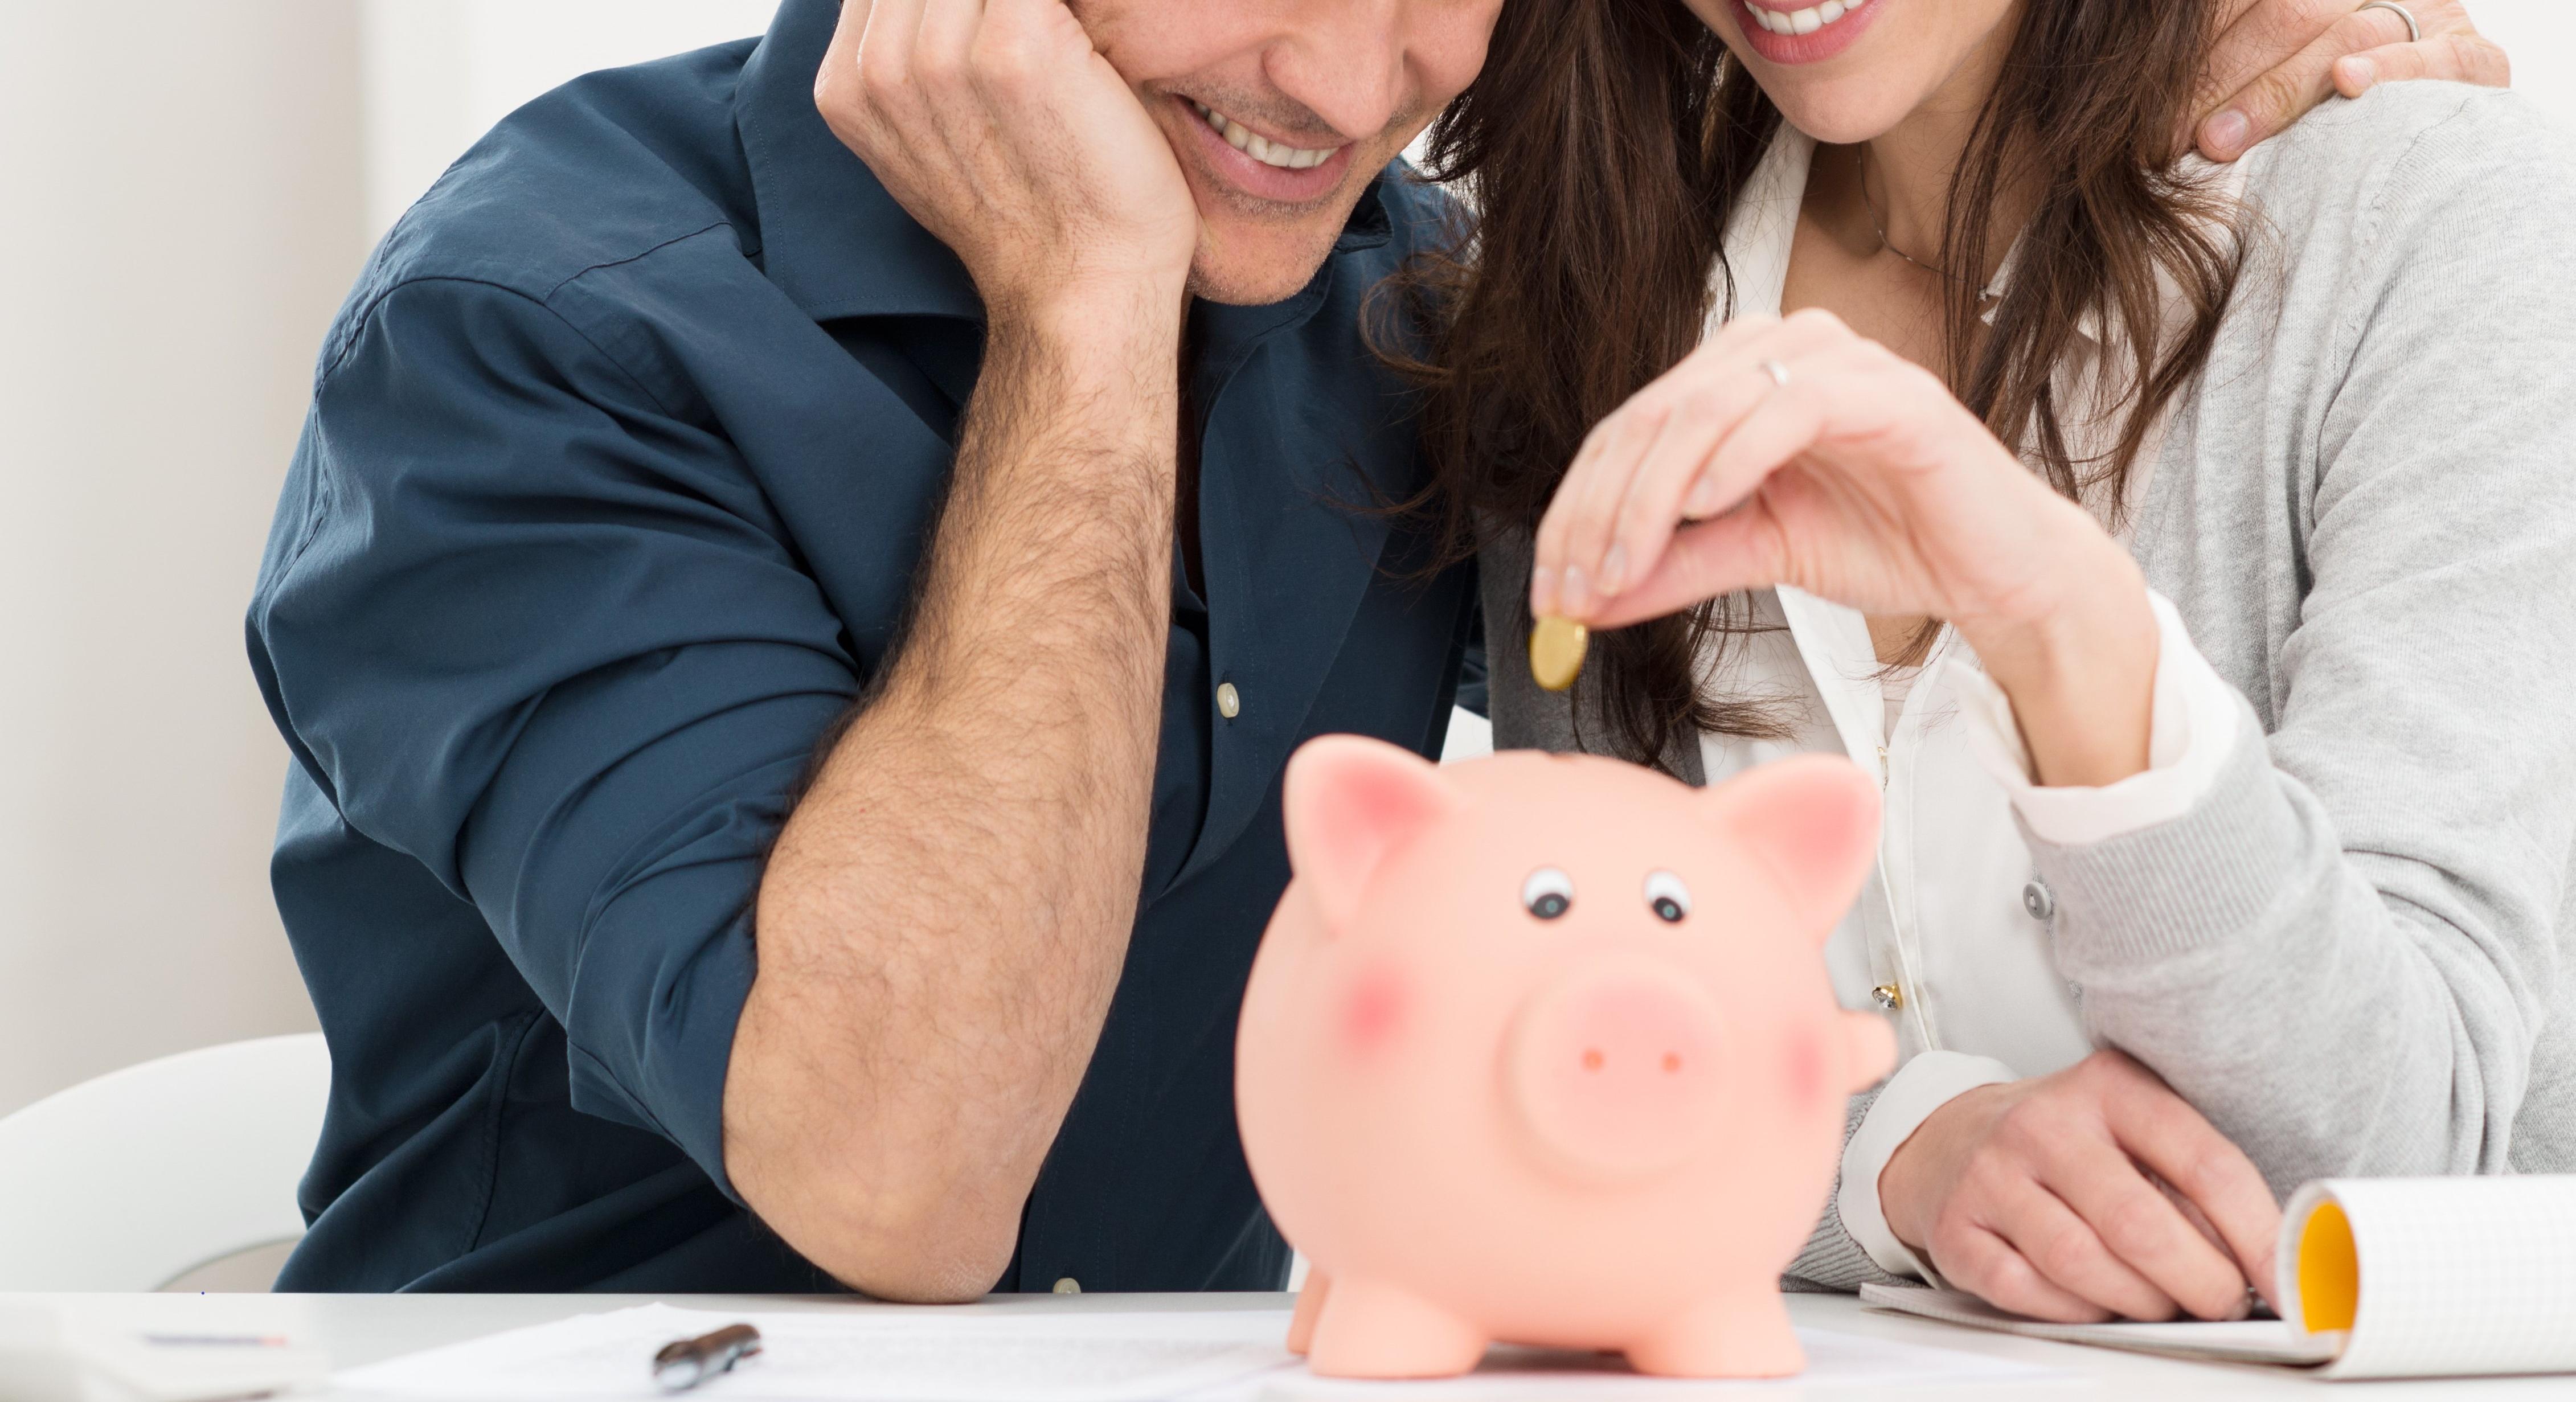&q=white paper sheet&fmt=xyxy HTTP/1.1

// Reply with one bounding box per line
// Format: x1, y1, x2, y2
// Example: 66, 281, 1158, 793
334, 1304, 2059, 1402
331, 1304, 1301, 1402
1859, 1284, 2337, 1367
